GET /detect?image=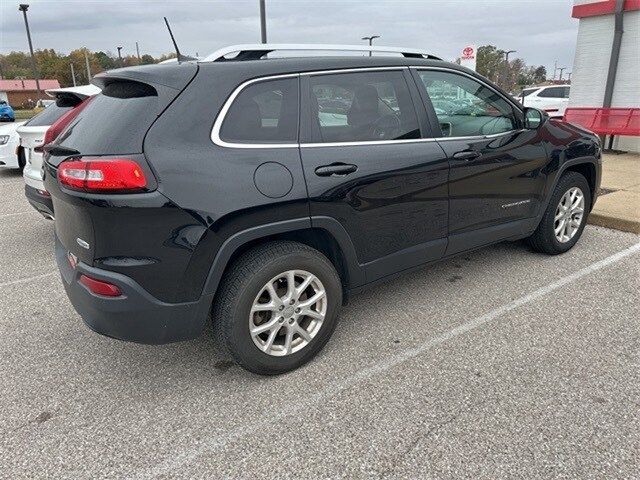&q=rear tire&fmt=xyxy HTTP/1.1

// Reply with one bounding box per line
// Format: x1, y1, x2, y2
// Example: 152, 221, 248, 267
17, 146, 26, 172
527, 171, 591, 255
212, 241, 342, 375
